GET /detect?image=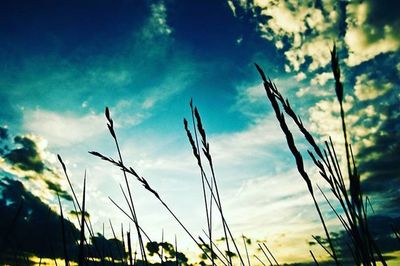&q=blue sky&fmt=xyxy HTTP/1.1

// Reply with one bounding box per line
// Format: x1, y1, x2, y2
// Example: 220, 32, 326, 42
1, 0, 400, 264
